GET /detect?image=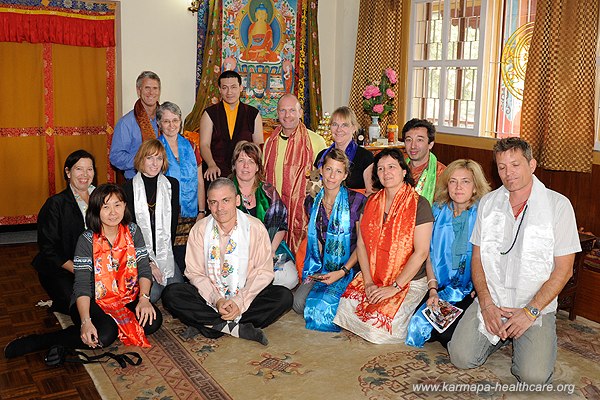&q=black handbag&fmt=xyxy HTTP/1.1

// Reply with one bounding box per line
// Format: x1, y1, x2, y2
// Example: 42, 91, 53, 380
44, 345, 142, 368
